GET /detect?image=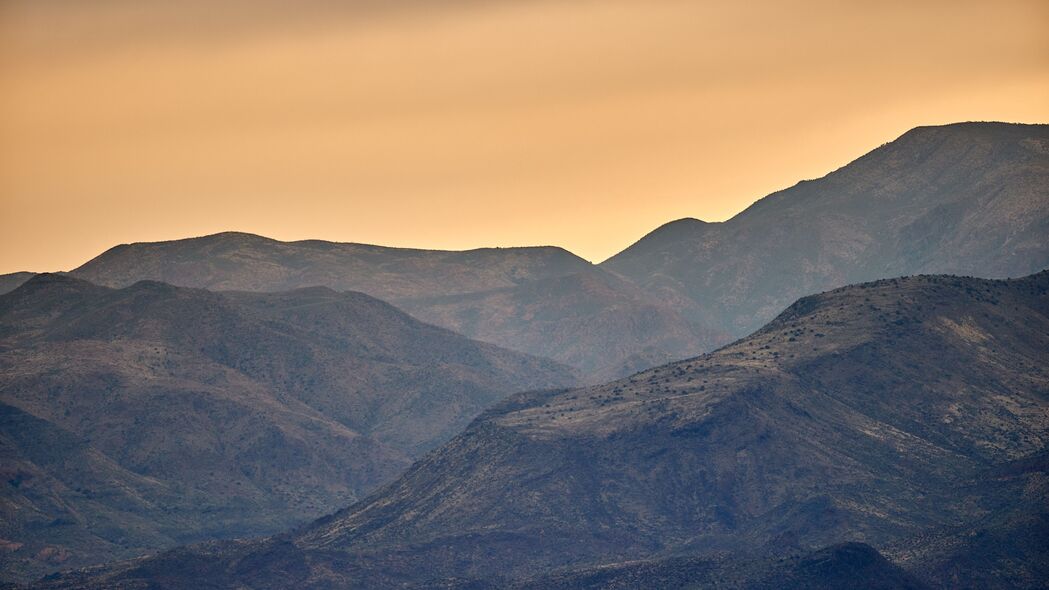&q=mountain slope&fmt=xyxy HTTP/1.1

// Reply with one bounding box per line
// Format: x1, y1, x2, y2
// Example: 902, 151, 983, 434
603, 122, 1049, 337
509, 542, 930, 590
38, 271, 1049, 588
399, 267, 725, 380
0, 275, 574, 582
